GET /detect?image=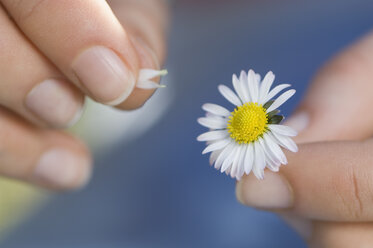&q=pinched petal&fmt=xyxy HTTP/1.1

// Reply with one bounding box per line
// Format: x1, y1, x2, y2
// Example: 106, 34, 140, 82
138, 69, 168, 82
